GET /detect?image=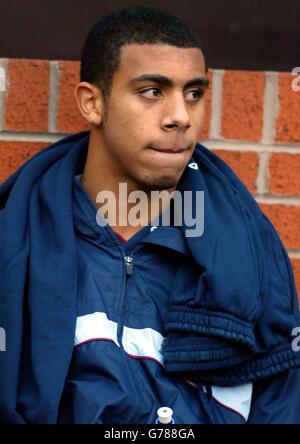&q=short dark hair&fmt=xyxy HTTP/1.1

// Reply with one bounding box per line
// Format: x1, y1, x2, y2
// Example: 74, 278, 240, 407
80, 5, 205, 103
